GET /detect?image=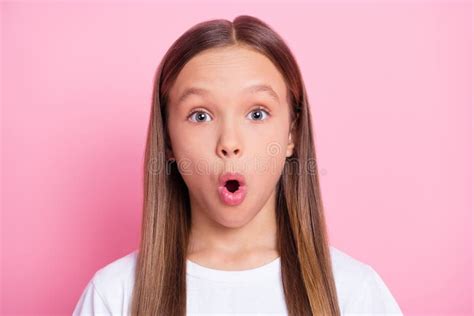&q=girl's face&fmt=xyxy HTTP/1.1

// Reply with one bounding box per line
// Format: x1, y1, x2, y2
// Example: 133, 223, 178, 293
167, 46, 294, 228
